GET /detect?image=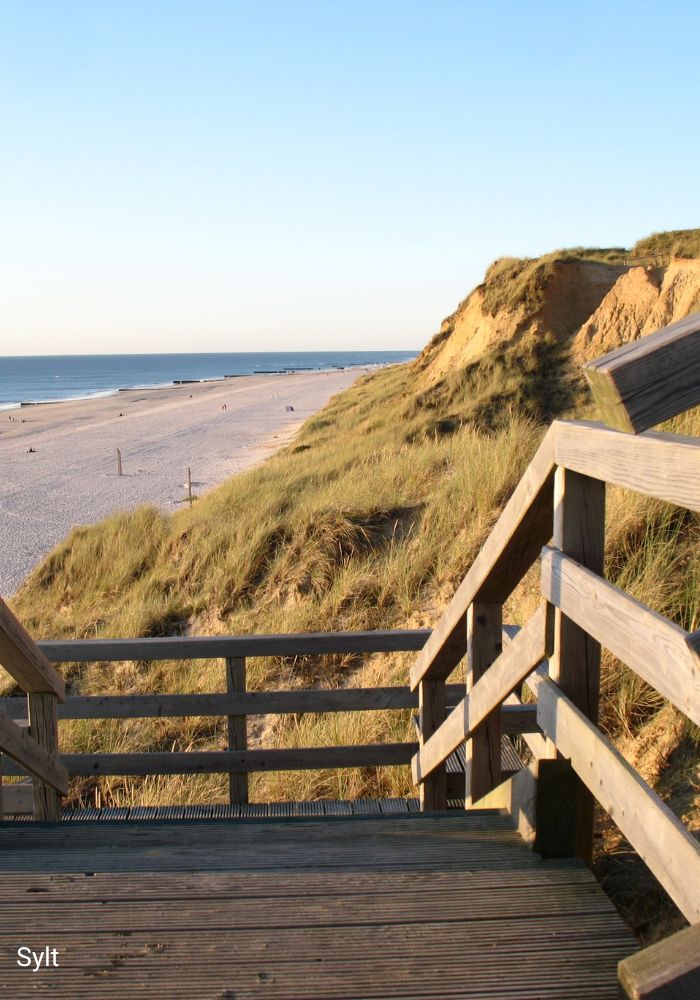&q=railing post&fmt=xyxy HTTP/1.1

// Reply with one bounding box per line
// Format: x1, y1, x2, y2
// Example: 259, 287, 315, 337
465, 602, 502, 805
418, 679, 447, 810
548, 465, 605, 863
226, 657, 248, 804
28, 692, 62, 821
